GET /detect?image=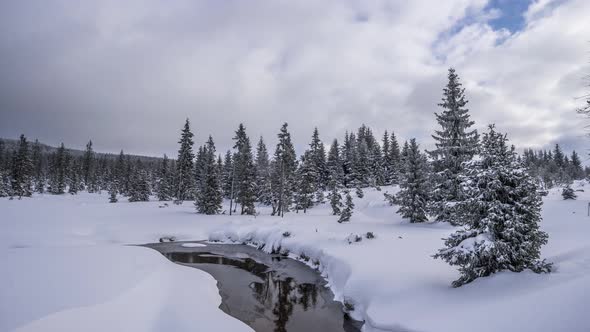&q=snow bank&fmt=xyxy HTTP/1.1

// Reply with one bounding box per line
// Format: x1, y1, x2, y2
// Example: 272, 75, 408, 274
0, 245, 251, 332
